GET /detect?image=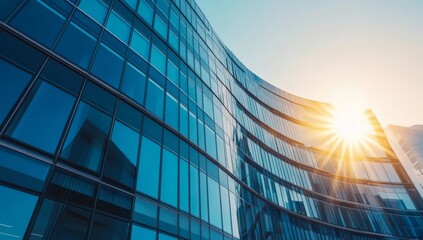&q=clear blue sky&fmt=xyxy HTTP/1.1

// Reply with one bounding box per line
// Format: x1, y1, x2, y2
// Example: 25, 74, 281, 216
195, 0, 423, 127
